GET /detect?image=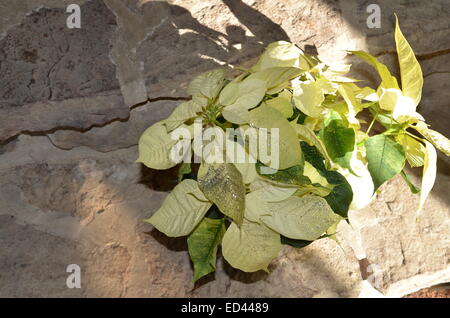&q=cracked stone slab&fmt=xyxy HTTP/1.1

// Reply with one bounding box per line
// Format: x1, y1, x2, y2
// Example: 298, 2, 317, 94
0, 91, 128, 144
47, 99, 180, 152
0, 0, 125, 142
